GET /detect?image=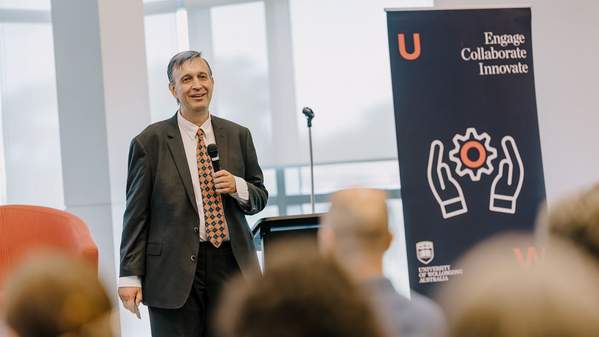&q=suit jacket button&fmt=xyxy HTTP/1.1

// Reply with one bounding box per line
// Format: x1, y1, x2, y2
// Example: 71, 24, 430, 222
190, 255, 196, 262
193, 227, 199, 233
